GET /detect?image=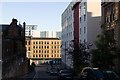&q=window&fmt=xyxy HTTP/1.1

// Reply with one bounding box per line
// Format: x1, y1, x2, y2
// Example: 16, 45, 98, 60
55, 54, 56, 57
33, 55, 35, 57
51, 55, 53, 57
47, 42, 49, 44
36, 55, 38, 57
33, 50, 35, 53
47, 46, 49, 49
51, 42, 53, 44
52, 50, 53, 53
25, 41, 27, 45
28, 47, 30, 51
84, 14, 86, 21
28, 41, 30, 45
39, 55, 41, 57
44, 41, 46, 44
45, 46, 46, 49
57, 54, 59, 57
44, 50, 46, 53
33, 42, 35, 44
80, 17, 81, 23
36, 50, 38, 53
47, 55, 49, 57
84, 27, 86, 34
36, 42, 38, 44
33, 46, 35, 49
45, 55, 46, 57
36, 46, 38, 49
